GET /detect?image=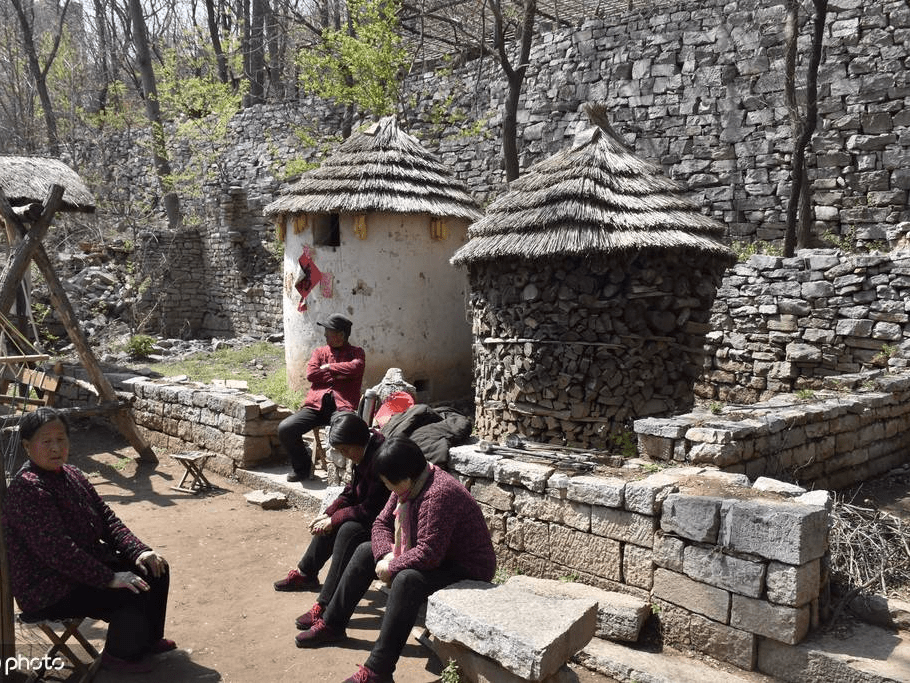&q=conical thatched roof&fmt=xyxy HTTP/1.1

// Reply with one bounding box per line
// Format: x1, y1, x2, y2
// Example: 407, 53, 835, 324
264, 116, 482, 221
451, 104, 734, 266
0, 156, 95, 212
